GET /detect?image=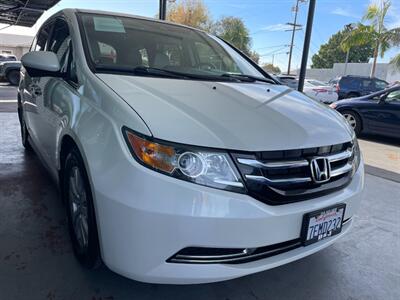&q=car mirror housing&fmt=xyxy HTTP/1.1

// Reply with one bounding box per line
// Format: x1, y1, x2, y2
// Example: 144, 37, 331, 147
21, 51, 62, 78
378, 94, 386, 104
